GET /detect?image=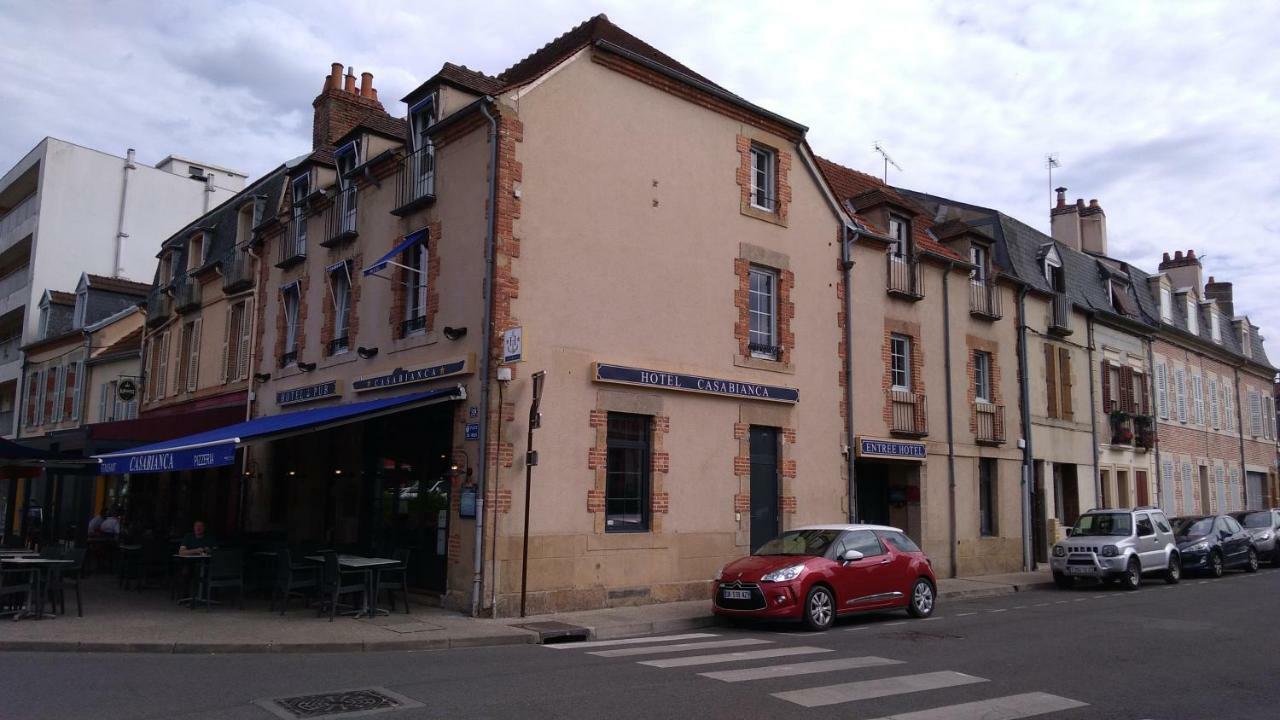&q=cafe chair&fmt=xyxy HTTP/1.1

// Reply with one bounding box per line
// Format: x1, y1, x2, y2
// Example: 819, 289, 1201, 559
0, 567, 34, 620
318, 551, 364, 622
204, 550, 245, 610
117, 545, 144, 591
270, 548, 317, 615
376, 548, 412, 614
46, 548, 86, 618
